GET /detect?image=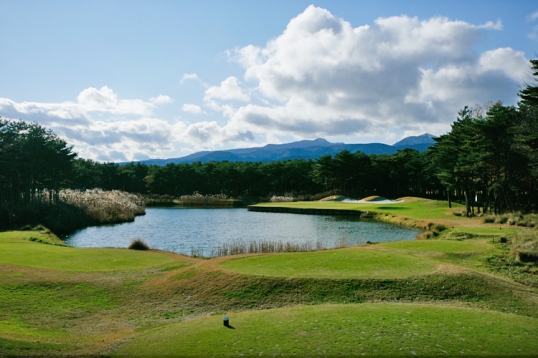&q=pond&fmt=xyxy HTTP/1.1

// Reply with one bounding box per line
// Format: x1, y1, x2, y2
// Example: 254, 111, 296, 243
64, 207, 421, 256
